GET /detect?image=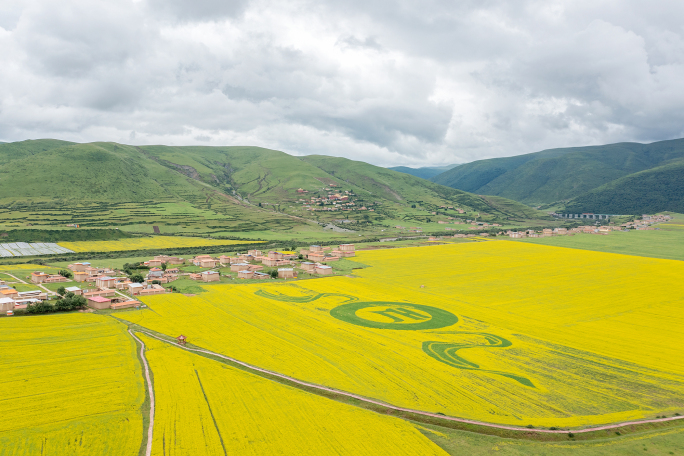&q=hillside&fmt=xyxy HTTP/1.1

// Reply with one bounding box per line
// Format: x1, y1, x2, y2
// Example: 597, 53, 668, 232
564, 160, 684, 214
432, 138, 684, 205
300, 155, 547, 219
388, 164, 459, 180
0, 140, 550, 236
